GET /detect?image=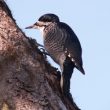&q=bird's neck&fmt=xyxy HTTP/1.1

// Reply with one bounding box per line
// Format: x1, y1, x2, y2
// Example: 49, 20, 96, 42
38, 26, 45, 37
44, 23, 56, 34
